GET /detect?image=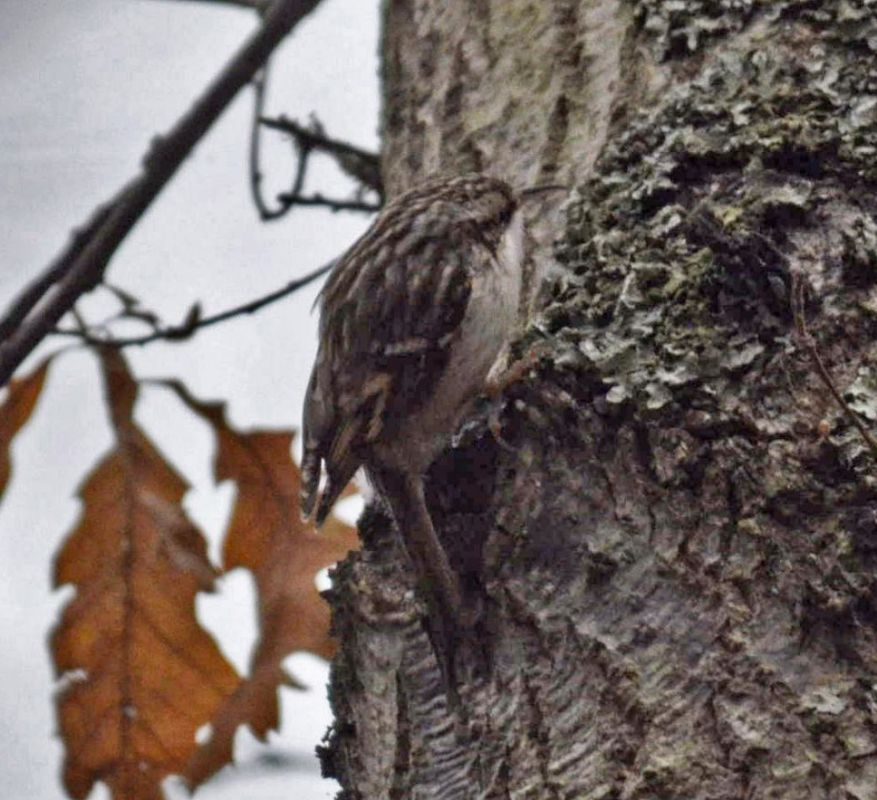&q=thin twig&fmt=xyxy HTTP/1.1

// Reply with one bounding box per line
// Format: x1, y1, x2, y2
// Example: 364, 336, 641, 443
249, 80, 381, 220
261, 115, 382, 193
152, 0, 273, 12
791, 272, 877, 459
248, 63, 294, 220
53, 259, 335, 348
274, 192, 381, 213
0, 0, 324, 388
